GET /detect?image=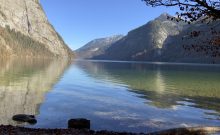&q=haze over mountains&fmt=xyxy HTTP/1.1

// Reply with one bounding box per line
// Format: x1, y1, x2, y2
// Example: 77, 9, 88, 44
0, 0, 73, 58
76, 13, 220, 64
